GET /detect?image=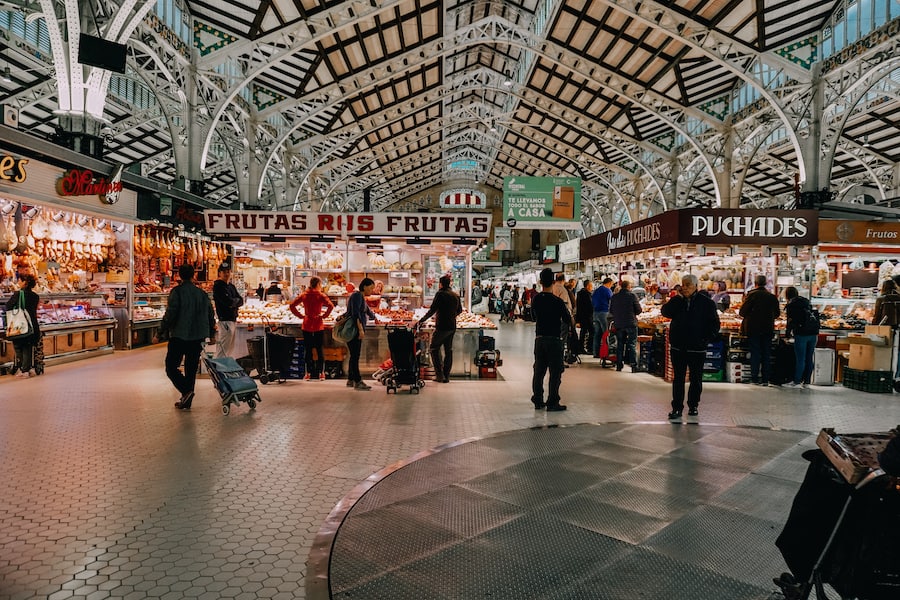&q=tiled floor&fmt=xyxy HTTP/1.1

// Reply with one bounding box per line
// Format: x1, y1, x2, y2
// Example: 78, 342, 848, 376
1, 318, 898, 600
